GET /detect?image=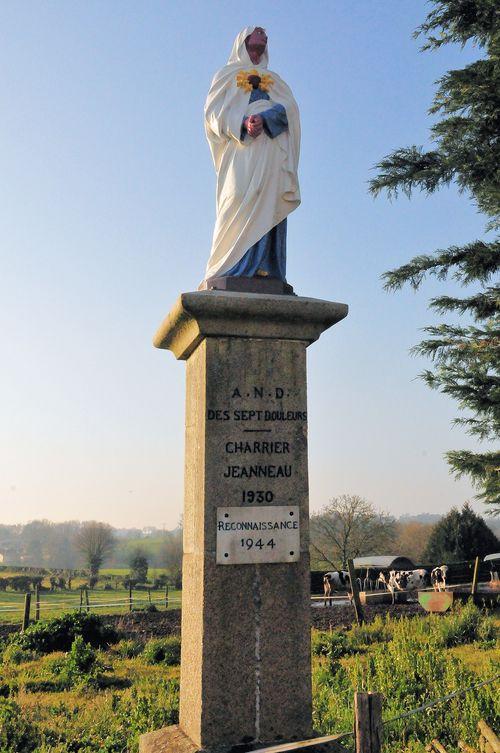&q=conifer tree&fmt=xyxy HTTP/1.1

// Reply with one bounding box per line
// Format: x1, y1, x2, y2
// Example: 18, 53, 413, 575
424, 502, 499, 561
370, 0, 499, 511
